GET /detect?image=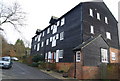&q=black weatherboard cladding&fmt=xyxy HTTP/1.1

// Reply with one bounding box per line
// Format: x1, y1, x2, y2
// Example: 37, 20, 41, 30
31, 2, 119, 63
82, 2, 119, 49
